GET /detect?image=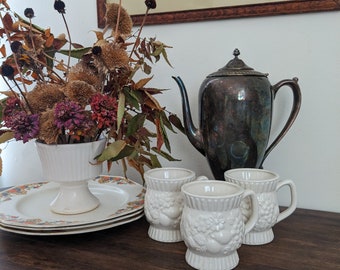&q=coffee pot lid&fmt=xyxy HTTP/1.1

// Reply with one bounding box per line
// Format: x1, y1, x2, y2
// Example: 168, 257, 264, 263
207, 48, 268, 77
